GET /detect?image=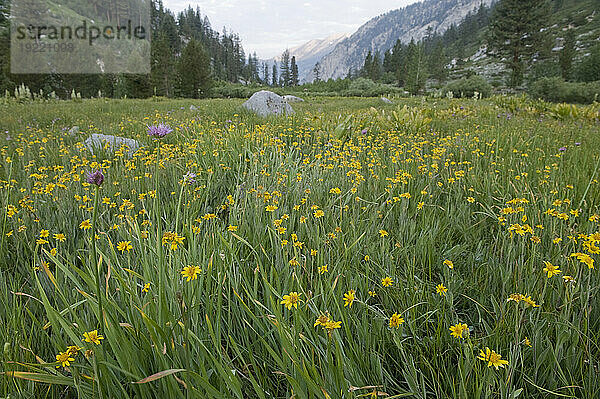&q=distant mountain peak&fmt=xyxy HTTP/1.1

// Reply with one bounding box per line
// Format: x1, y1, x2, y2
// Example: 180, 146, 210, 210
269, 33, 350, 83
289, 33, 350, 60
314, 0, 497, 81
